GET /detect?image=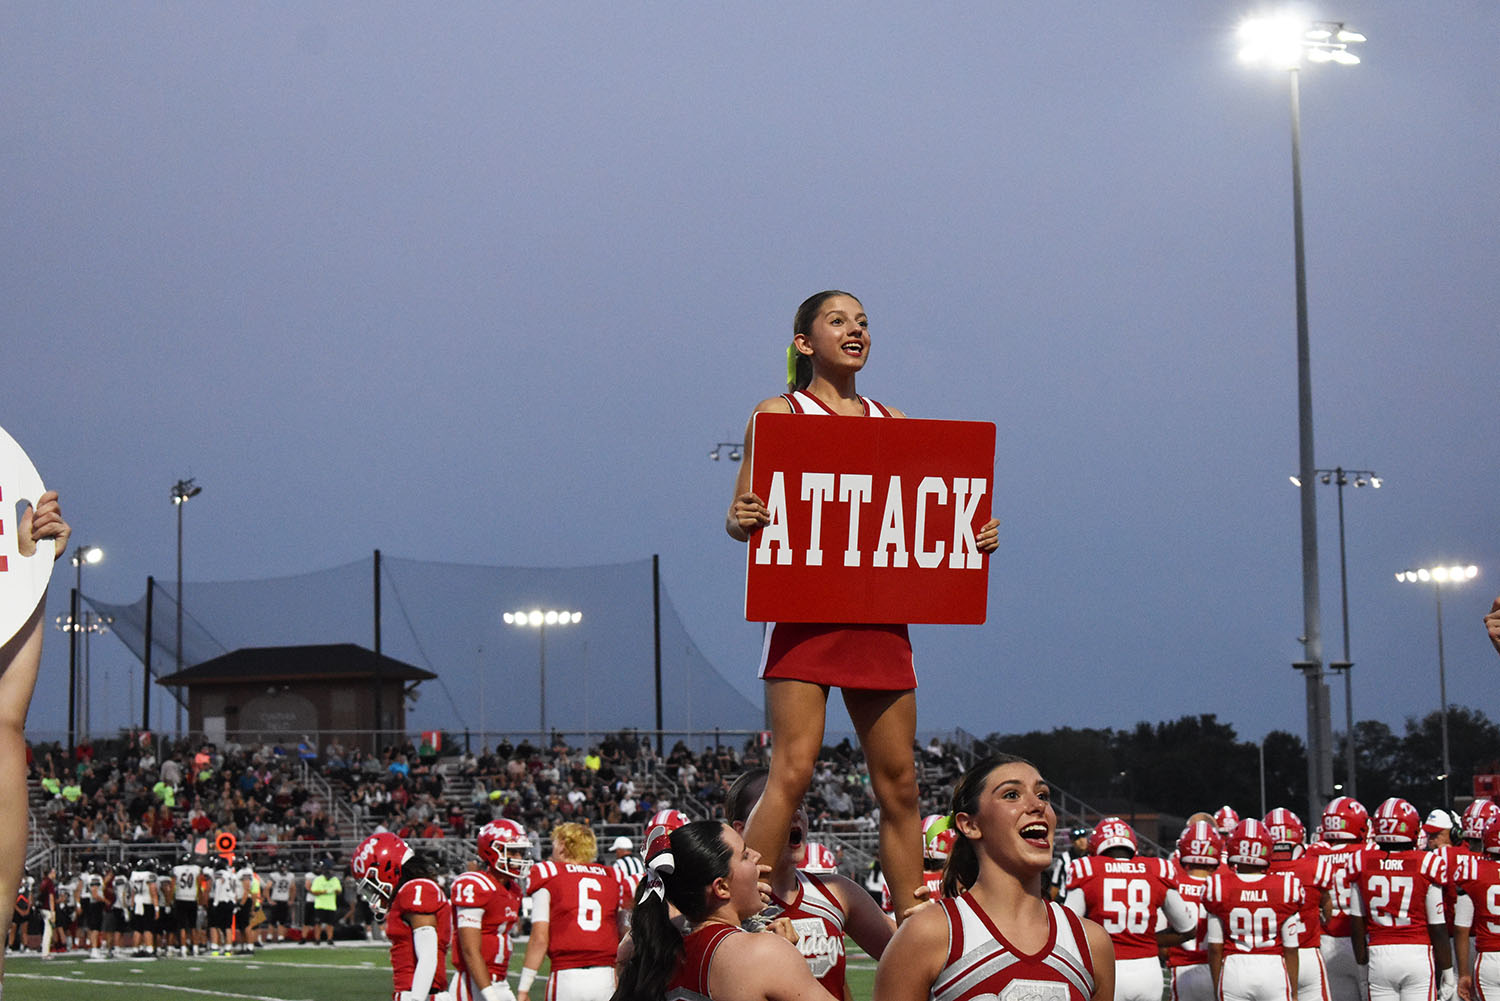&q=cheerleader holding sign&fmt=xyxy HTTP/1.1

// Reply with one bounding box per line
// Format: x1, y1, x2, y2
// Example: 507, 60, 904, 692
726, 291, 1000, 922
